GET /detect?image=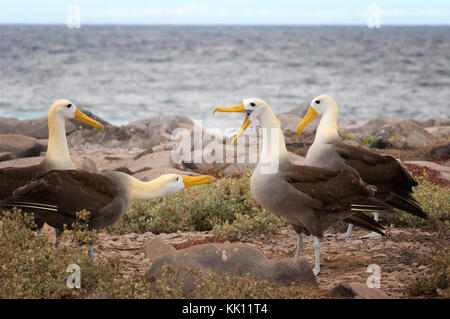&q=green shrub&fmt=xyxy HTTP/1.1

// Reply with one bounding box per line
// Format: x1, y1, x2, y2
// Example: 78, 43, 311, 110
0, 212, 317, 299
184, 266, 321, 299
380, 176, 450, 229
108, 174, 286, 239
360, 135, 377, 145
0, 210, 122, 298
338, 130, 356, 141
212, 210, 286, 240
406, 249, 449, 298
